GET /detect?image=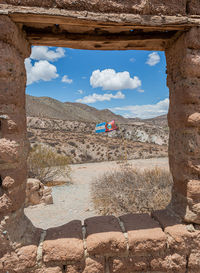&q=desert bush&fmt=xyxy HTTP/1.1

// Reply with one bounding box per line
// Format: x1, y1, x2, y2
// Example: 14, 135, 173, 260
28, 145, 71, 184
91, 166, 172, 215
68, 141, 78, 147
